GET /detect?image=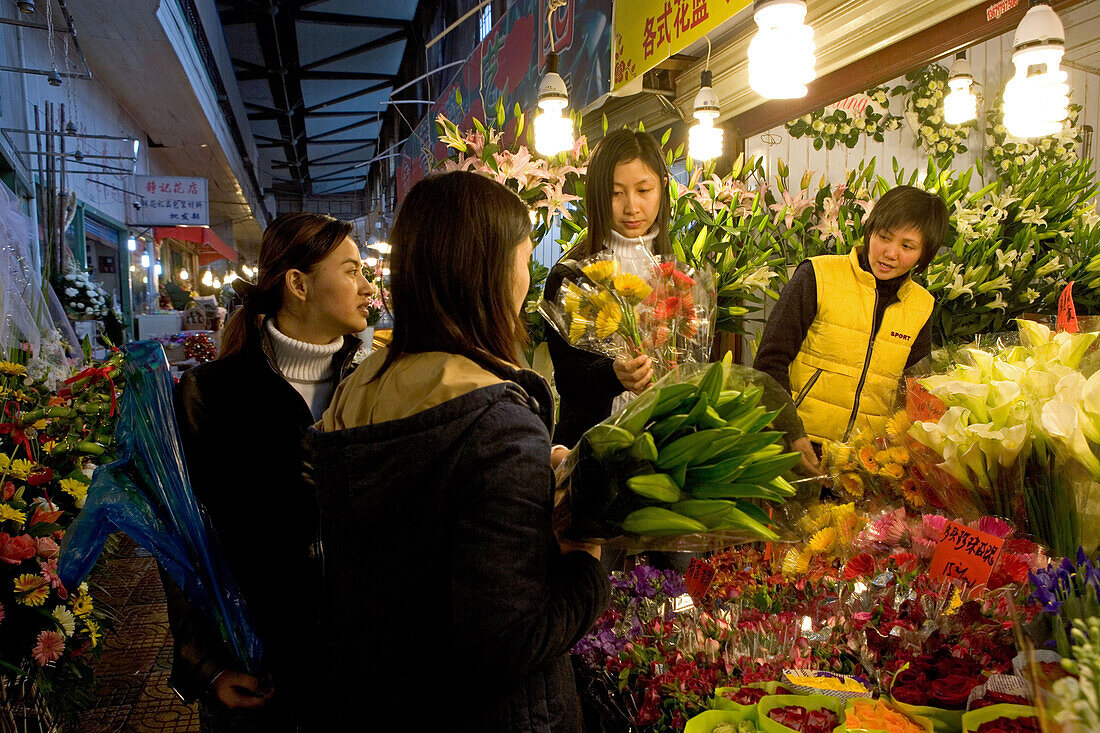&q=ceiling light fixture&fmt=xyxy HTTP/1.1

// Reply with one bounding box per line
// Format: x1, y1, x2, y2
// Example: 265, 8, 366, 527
748, 0, 816, 99
689, 37, 723, 162
1003, 1, 1068, 138
534, 52, 573, 156
943, 52, 977, 126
